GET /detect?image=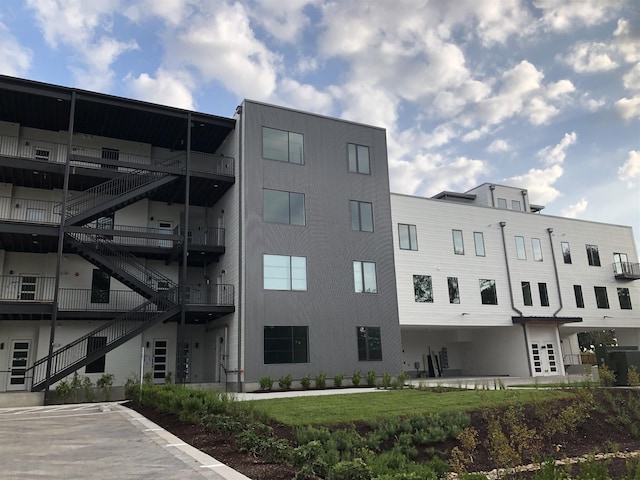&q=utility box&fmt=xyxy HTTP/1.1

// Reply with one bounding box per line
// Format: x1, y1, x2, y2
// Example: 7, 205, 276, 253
595, 346, 640, 386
